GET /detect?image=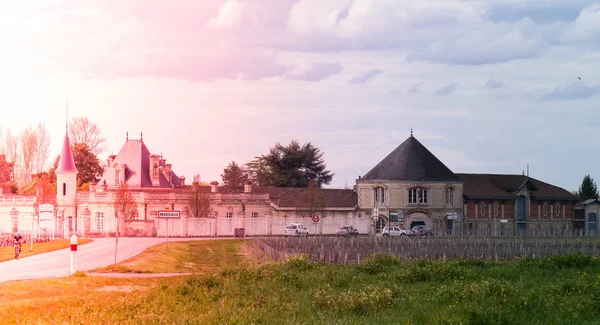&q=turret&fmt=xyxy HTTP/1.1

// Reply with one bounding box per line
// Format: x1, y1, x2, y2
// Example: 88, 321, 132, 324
56, 132, 78, 236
